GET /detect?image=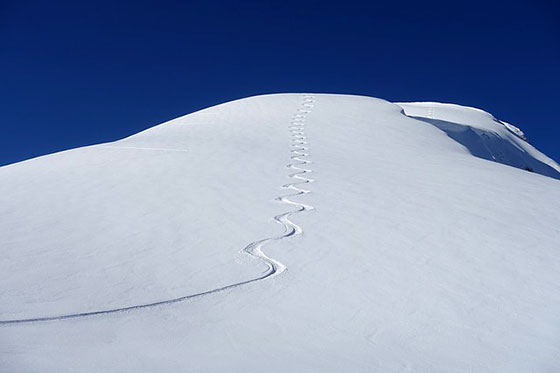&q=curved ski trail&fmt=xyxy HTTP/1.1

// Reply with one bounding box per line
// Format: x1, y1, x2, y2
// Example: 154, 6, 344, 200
0, 94, 316, 325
